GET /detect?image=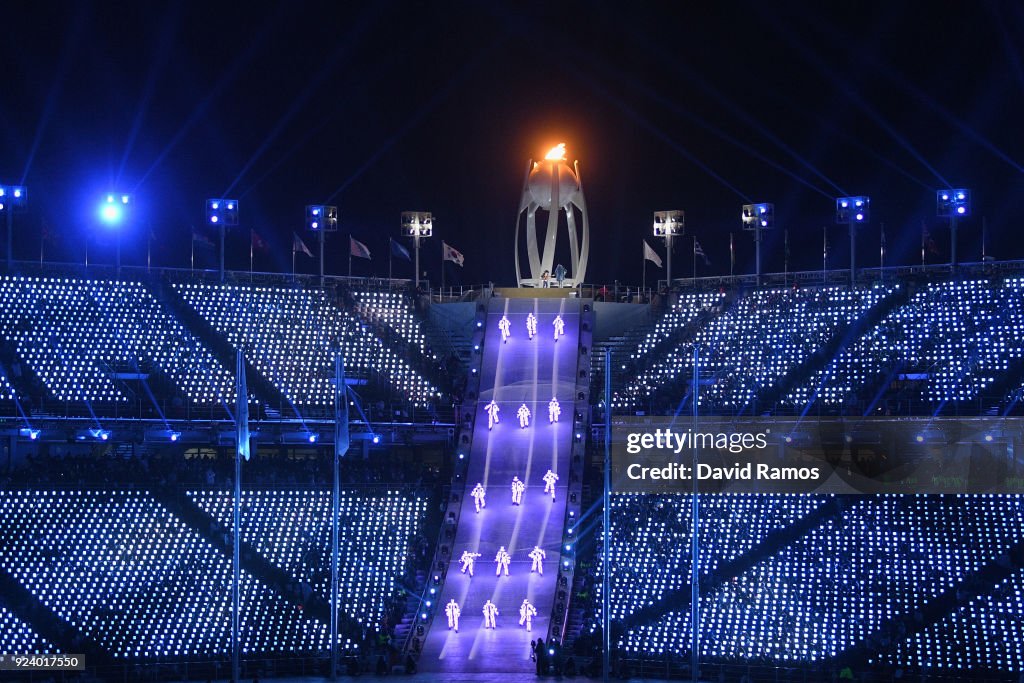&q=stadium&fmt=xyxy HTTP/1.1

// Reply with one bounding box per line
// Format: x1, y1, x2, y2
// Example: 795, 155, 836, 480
4, 3, 1024, 683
